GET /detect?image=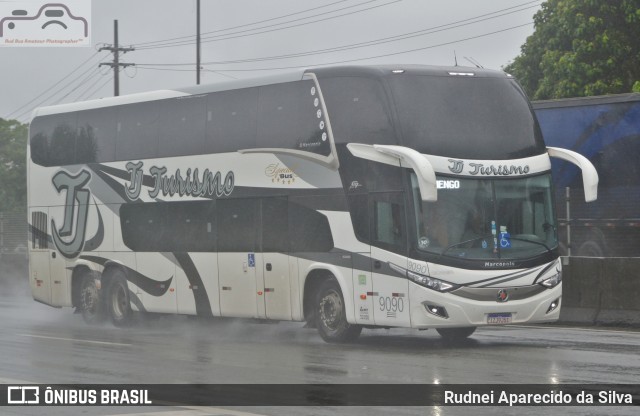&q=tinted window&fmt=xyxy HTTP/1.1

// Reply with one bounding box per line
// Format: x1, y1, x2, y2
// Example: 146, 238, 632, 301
289, 200, 334, 252
348, 194, 369, 243
76, 107, 117, 163
120, 201, 216, 252
206, 88, 258, 153
29, 113, 78, 166
262, 198, 288, 252
217, 198, 258, 252
389, 75, 545, 159
158, 95, 207, 157
318, 76, 397, 145
116, 102, 161, 160
368, 161, 403, 191
371, 192, 406, 253
337, 145, 402, 244
257, 80, 331, 156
